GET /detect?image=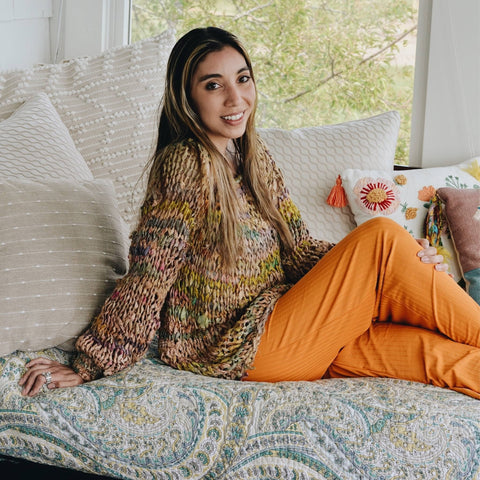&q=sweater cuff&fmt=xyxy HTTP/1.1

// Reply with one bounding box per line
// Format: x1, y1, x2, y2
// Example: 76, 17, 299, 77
72, 352, 103, 382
